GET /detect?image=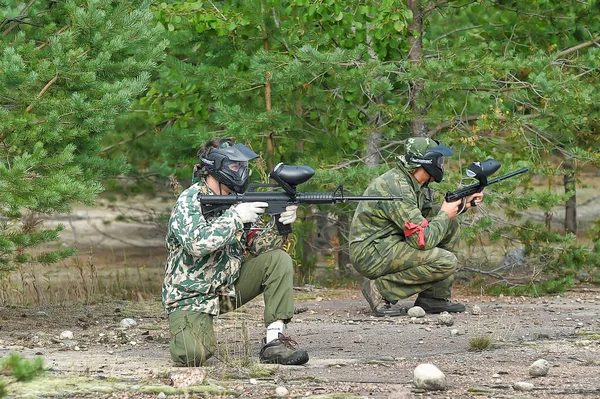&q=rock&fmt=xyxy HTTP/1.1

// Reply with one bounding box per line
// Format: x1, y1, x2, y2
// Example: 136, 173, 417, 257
120, 318, 138, 329
157, 393, 166, 399
438, 312, 454, 326
529, 359, 549, 377
275, 386, 288, 397
513, 381, 534, 391
450, 329, 459, 336
59, 330, 73, 340
170, 368, 207, 388
471, 305, 482, 315
408, 306, 426, 318
413, 363, 447, 391
249, 378, 258, 385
